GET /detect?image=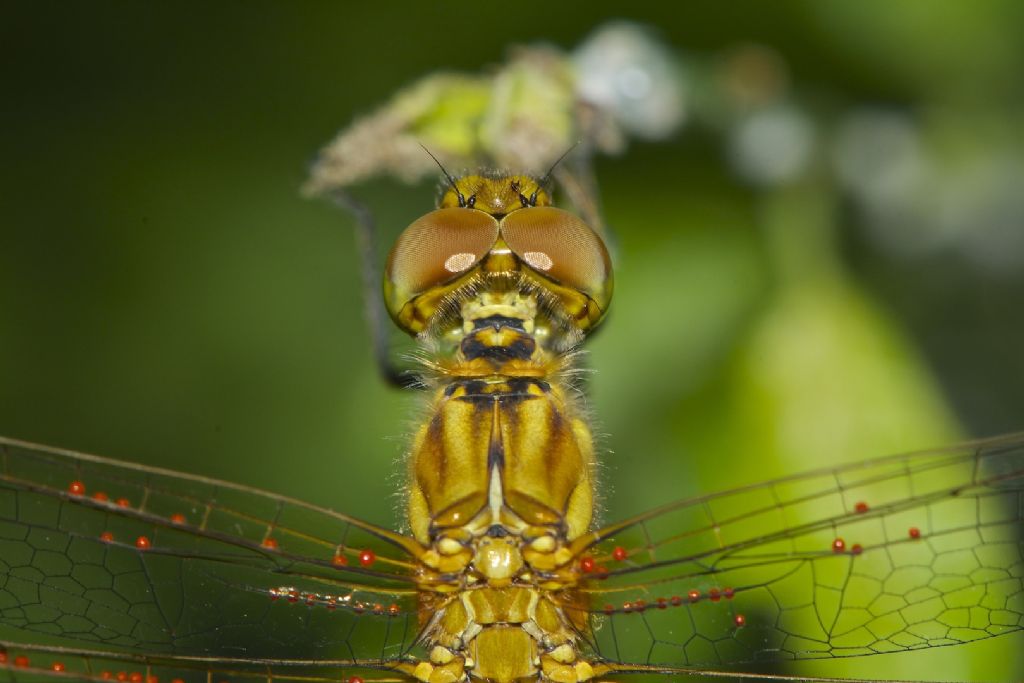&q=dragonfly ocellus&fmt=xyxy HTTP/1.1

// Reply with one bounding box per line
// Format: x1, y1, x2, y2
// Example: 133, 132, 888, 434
1, 166, 1023, 683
